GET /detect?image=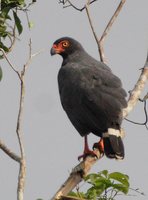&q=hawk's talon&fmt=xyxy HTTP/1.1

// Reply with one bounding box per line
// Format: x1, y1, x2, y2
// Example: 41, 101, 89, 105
78, 151, 98, 161
93, 139, 105, 157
